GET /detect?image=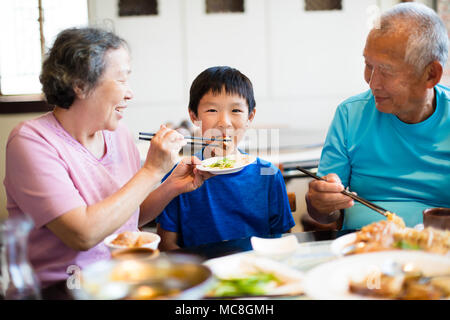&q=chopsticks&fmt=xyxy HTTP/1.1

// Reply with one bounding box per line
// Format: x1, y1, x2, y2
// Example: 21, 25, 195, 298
296, 166, 389, 218
139, 132, 231, 142
139, 132, 225, 147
